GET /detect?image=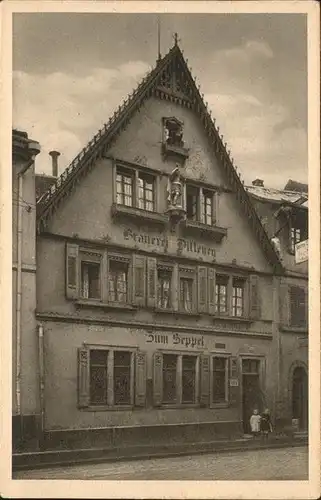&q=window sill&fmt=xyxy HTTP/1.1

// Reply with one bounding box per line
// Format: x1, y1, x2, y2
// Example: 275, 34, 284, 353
183, 219, 227, 242
210, 402, 229, 409
79, 405, 134, 412
213, 315, 253, 324
176, 310, 201, 318
75, 300, 137, 311
154, 307, 176, 314
280, 325, 308, 333
158, 403, 200, 409
111, 203, 168, 226
162, 142, 190, 160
